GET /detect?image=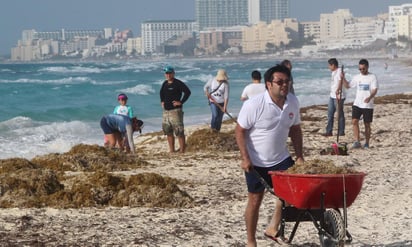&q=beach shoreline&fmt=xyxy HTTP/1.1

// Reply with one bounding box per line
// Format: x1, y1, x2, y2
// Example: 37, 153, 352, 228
0, 93, 411, 246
